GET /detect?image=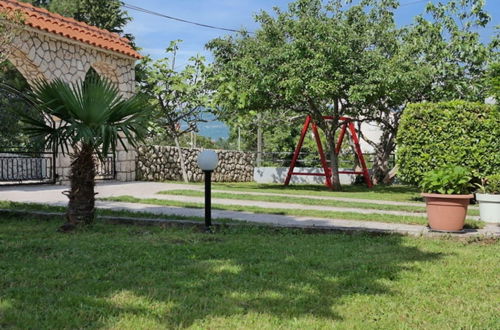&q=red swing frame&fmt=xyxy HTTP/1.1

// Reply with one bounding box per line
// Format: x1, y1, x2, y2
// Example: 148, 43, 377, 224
284, 115, 373, 189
